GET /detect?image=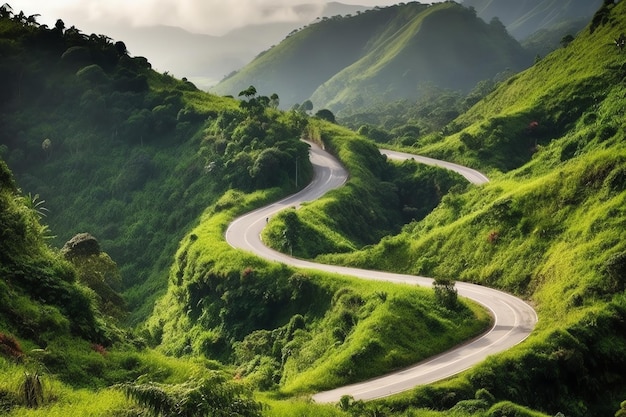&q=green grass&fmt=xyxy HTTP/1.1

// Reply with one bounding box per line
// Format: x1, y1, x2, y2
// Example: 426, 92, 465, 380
144, 178, 490, 398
